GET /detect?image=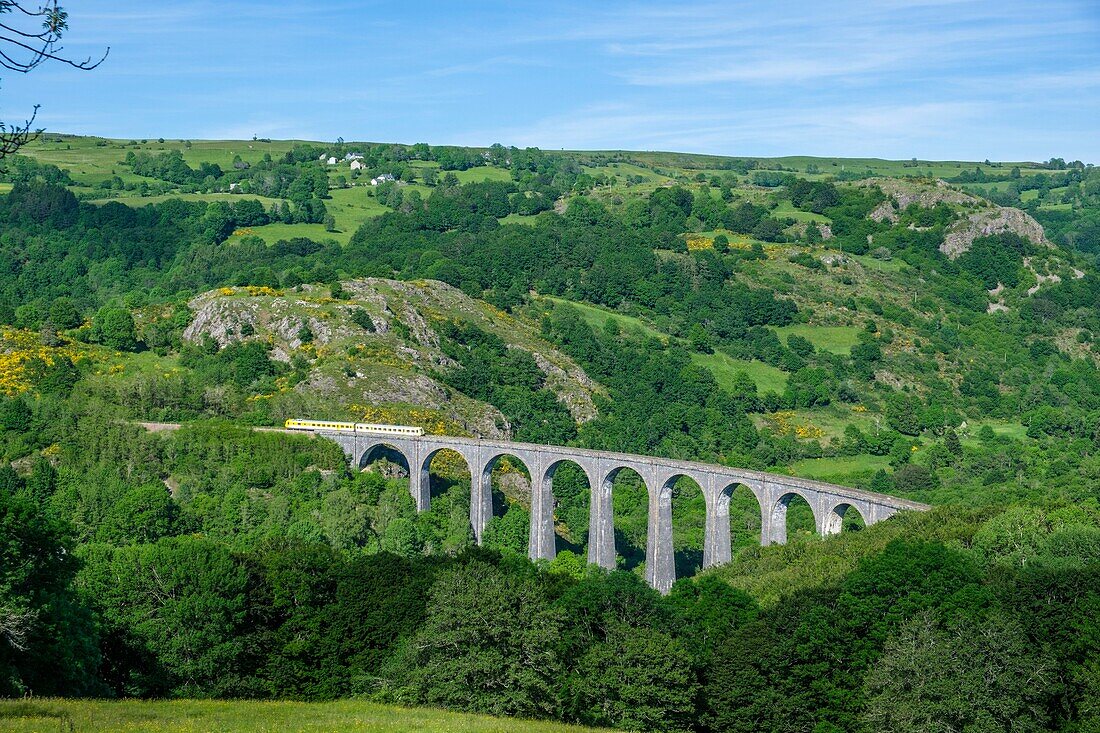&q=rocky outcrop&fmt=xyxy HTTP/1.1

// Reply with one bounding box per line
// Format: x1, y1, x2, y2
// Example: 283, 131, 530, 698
857, 178, 1051, 259
941, 207, 1051, 259
184, 291, 333, 360
181, 278, 601, 438
528, 349, 598, 423
864, 178, 975, 225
